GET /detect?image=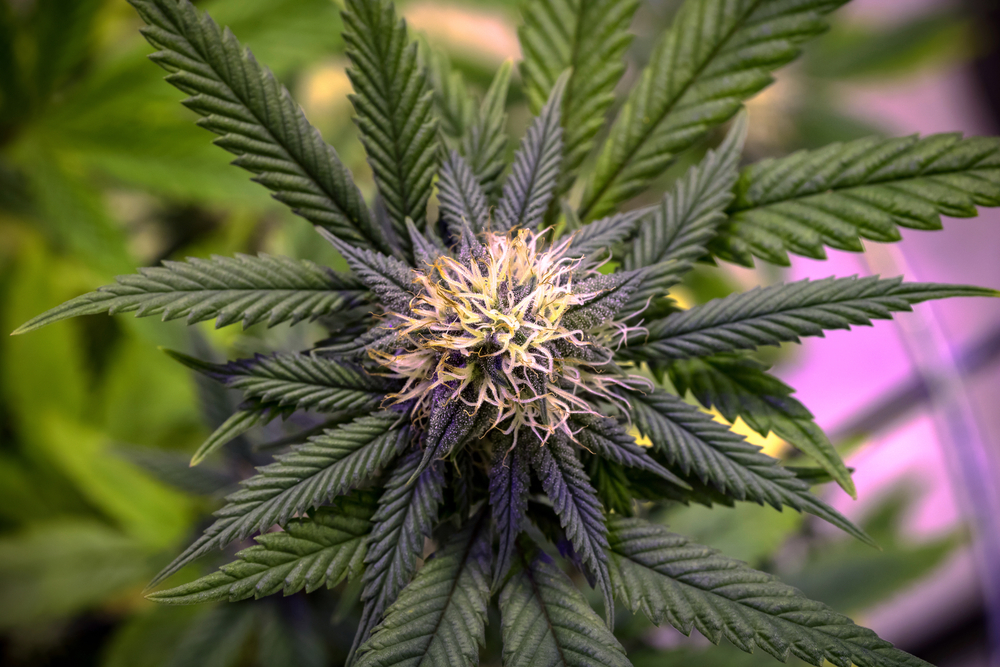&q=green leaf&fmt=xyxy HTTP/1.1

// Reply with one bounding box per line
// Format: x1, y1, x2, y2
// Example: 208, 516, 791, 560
576, 418, 689, 489
353, 451, 446, 660
619, 260, 687, 320
356, 512, 491, 667
530, 436, 614, 623
147, 491, 377, 604
424, 44, 474, 141
191, 409, 268, 466
565, 209, 646, 261
624, 111, 747, 271
343, 0, 440, 241
127, 0, 387, 252
518, 0, 640, 183
12, 253, 365, 335
621, 276, 996, 361
462, 60, 512, 198
607, 516, 931, 667
499, 538, 631, 667
711, 133, 1000, 266
489, 444, 530, 590
406, 217, 443, 268
579, 0, 846, 221
438, 150, 490, 238
668, 354, 854, 497
149, 411, 409, 588
496, 72, 568, 232
628, 388, 871, 545
319, 229, 417, 312
588, 456, 638, 516
165, 350, 394, 418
